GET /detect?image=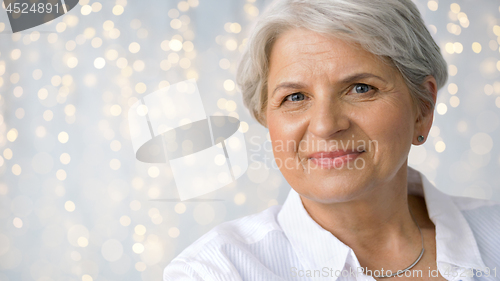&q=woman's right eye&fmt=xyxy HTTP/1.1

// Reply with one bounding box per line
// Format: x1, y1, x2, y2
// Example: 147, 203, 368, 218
283, 92, 305, 103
